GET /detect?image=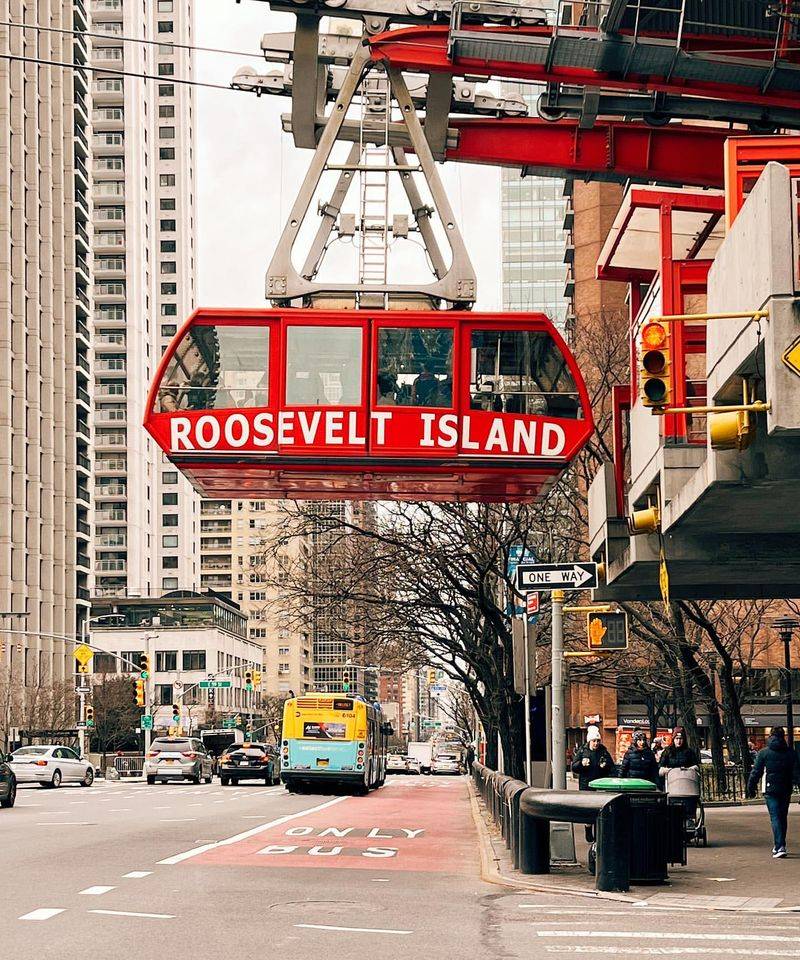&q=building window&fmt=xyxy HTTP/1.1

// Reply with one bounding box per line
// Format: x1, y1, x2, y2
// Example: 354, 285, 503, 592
157, 20, 173, 33
250, 628, 267, 639
162, 556, 178, 569
161, 324, 177, 337
162, 535, 178, 548
183, 650, 206, 671
158, 63, 175, 76
162, 471, 178, 485
160, 240, 177, 253
278, 647, 290, 656
163, 514, 179, 527
160, 261, 176, 274
161, 282, 177, 295
155, 684, 174, 705
120, 651, 143, 674
160, 199, 176, 212
159, 126, 176, 139
93, 653, 117, 674
278, 663, 290, 674
159, 105, 175, 119
162, 492, 178, 505
156, 651, 177, 671
157, 0, 174, 9
158, 84, 175, 97
161, 303, 177, 316
162, 577, 179, 590
159, 174, 176, 187
159, 147, 175, 161
160, 219, 176, 232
